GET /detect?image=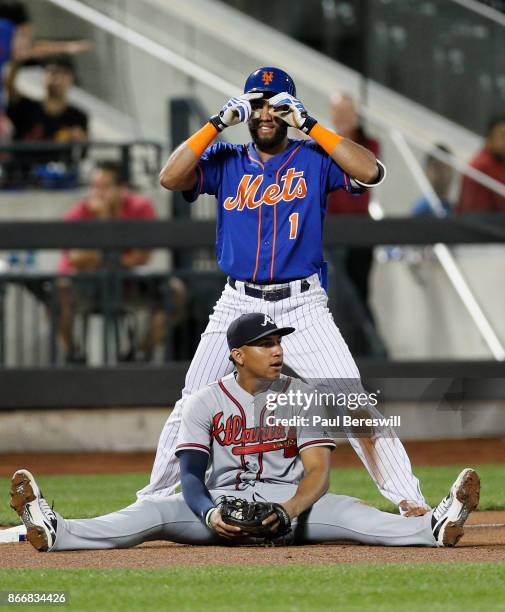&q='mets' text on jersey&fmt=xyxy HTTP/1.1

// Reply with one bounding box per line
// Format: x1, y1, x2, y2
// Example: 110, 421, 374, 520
175, 373, 335, 490
183, 140, 365, 283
